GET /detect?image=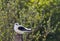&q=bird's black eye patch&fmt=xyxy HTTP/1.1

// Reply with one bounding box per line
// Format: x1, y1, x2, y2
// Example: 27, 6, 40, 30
16, 24, 18, 25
